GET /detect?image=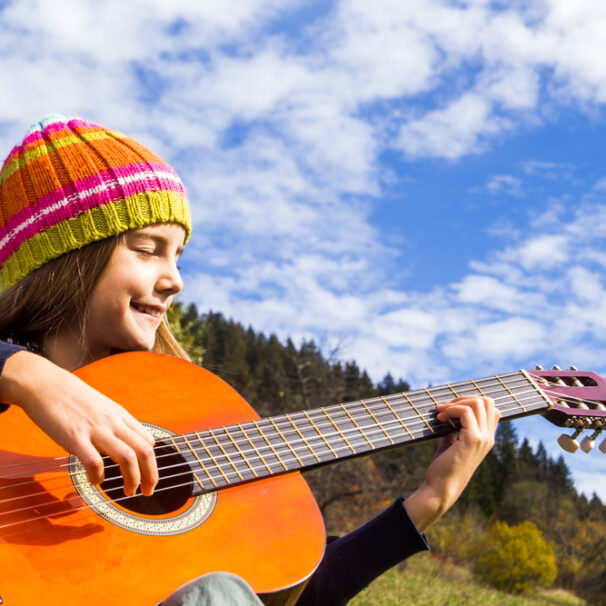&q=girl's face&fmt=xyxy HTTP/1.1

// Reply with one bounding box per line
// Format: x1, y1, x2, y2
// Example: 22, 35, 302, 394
85, 223, 185, 359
